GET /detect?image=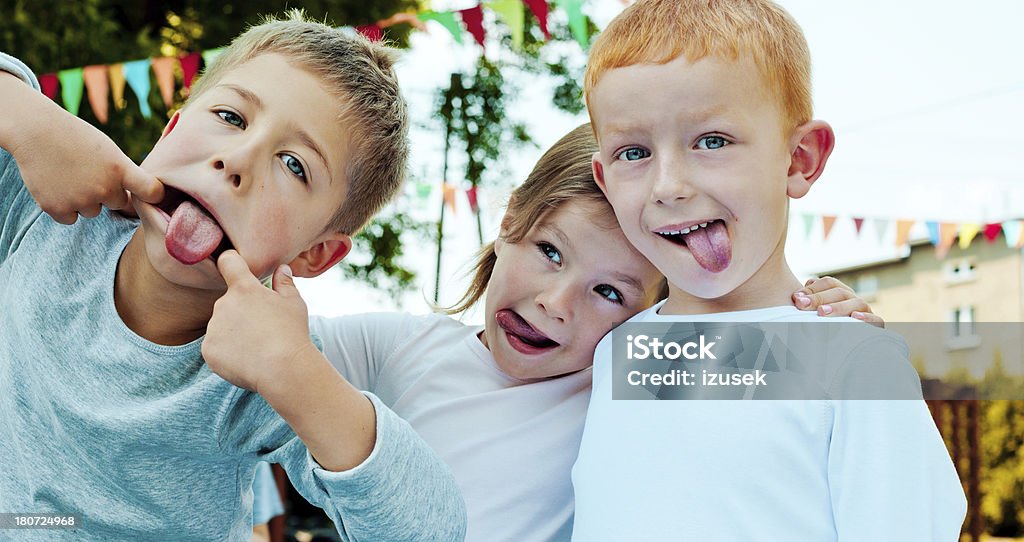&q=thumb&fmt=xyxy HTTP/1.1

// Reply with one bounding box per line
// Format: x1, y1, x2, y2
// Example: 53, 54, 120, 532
272, 264, 297, 296
123, 165, 165, 205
